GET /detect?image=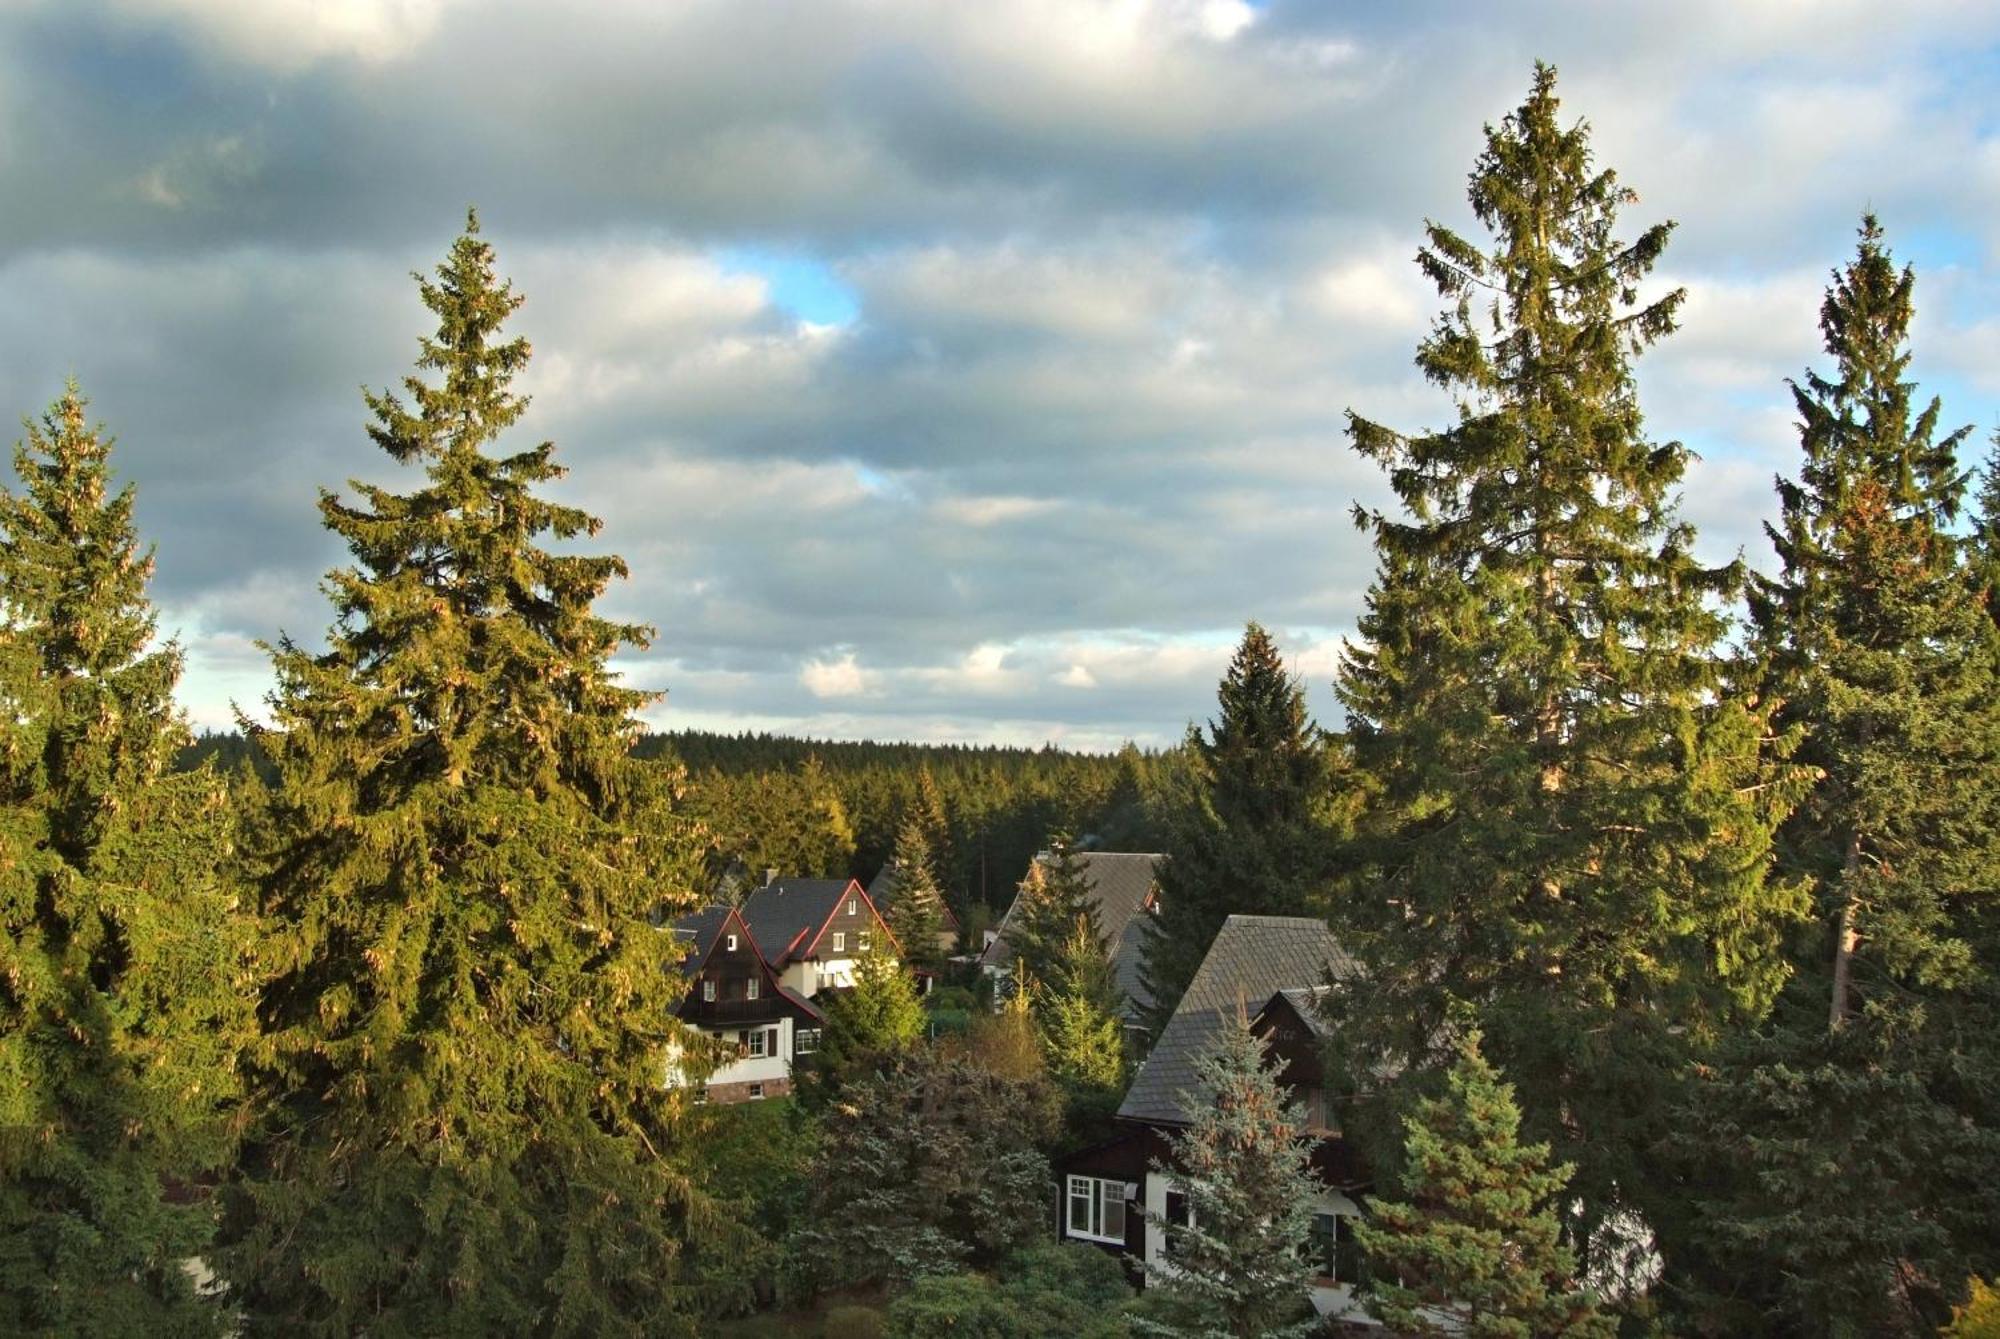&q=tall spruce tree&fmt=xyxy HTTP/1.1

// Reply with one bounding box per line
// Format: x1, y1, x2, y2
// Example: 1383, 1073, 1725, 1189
1007, 832, 1103, 990
0, 386, 252, 1335
1355, 1034, 1612, 1339
1331, 65, 1808, 1266
1974, 437, 2000, 629
1668, 219, 2000, 1336
1037, 917, 1127, 1103
219, 215, 736, 1336
1141, 1003, 1321, 1339
1139, 622, 1334, 1036
882, 811, 949, 972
